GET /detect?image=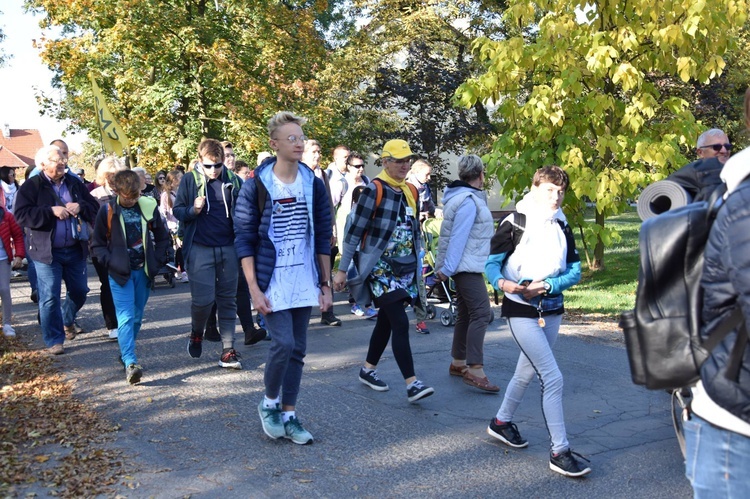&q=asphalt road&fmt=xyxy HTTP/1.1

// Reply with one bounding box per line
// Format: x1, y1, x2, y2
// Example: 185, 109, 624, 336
10, 269, 692, 498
